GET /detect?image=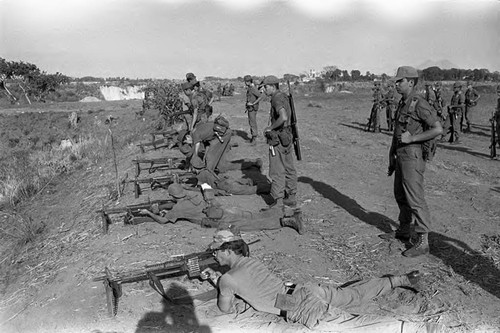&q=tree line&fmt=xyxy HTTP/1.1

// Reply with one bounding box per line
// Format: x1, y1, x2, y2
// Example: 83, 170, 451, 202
0, 58, 71, 104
